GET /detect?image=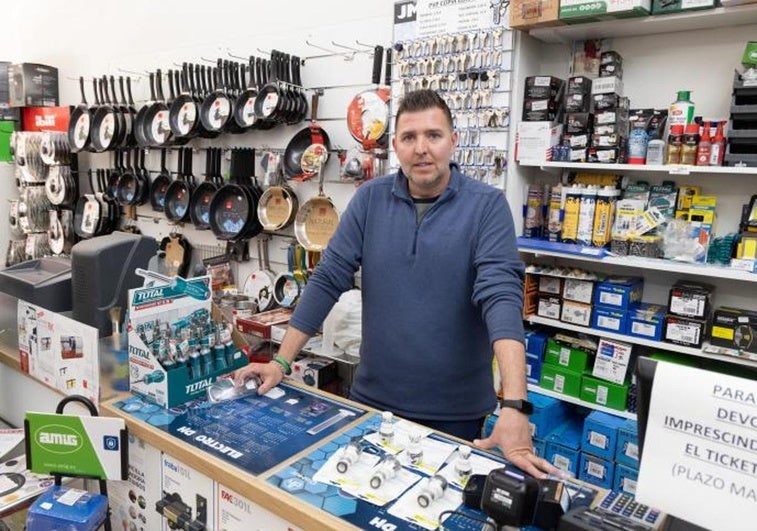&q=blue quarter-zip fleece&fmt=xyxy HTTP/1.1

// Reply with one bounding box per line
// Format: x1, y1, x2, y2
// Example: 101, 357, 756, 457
290, 164, 525, 420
